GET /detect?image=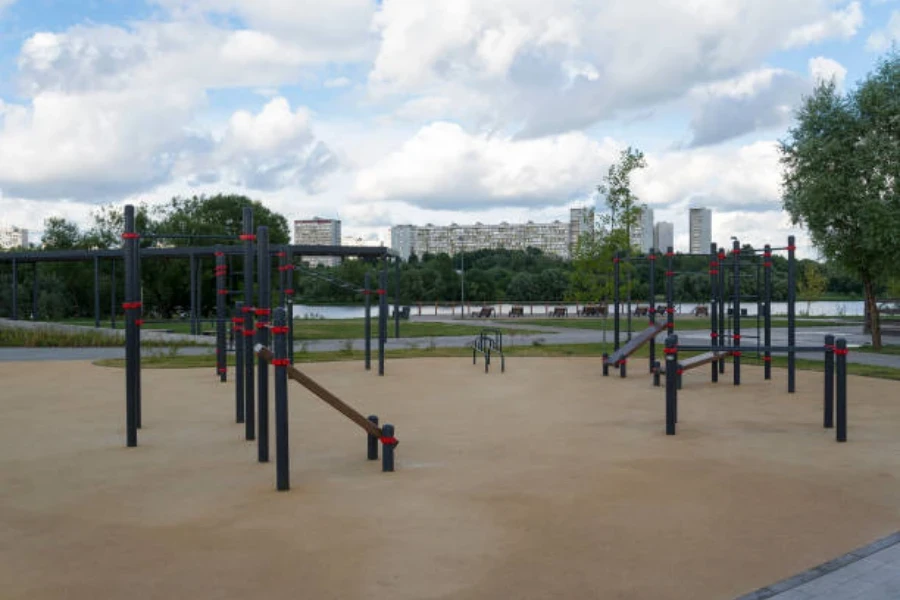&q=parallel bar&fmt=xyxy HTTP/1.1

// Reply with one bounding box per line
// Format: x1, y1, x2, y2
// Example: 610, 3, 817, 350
836, 338, 847, 442
123, 206, 137, 448
273, 308, 290, 491
256, 346, 382, 438
676, 345, 825, 352
732, 239, 741, 386
364, 272, 372, 371
94, 256, 100, 328
824, 334, 835, 429
256, 225, 270, 463
787, 235, 797, 393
